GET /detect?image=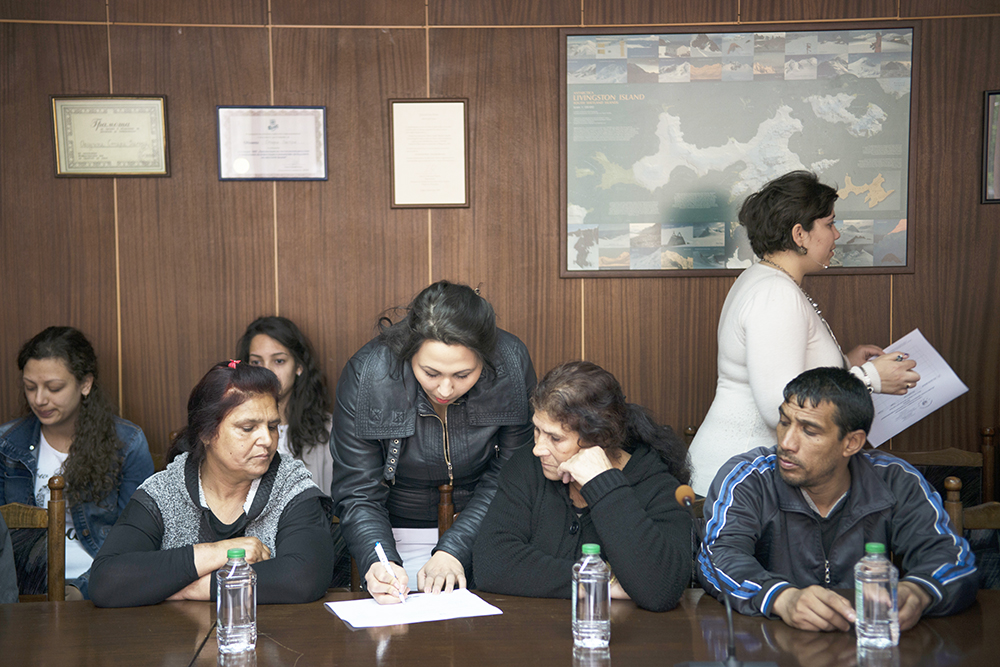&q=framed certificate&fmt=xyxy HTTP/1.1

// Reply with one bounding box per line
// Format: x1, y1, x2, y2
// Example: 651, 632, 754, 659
51, 96, 169, 177
390, 99, 469, 208
217, 106, 328, 180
